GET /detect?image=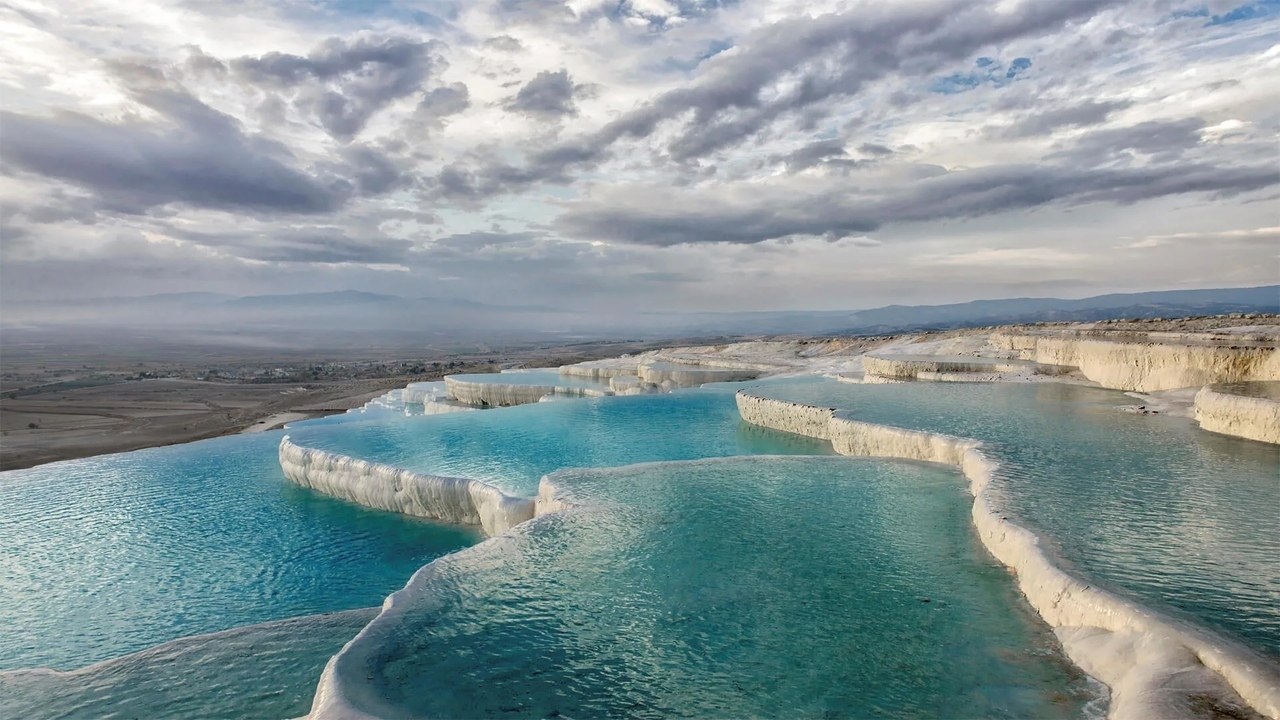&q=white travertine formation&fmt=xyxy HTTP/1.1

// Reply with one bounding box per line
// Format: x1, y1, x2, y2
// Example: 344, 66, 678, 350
278, 437, 533, 536
735, 391, 1280, 720
444, 377, 610, 408
990, 333, 1280, 391
422, 398, 478, 415
735, 392, 835, 439
861, 354, 1064, 380
607, 374, 661, 395
1194, 384, 1280, 444
400, 386, 434, 406
637, 361, 760, 386
558, 363, 641, 379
